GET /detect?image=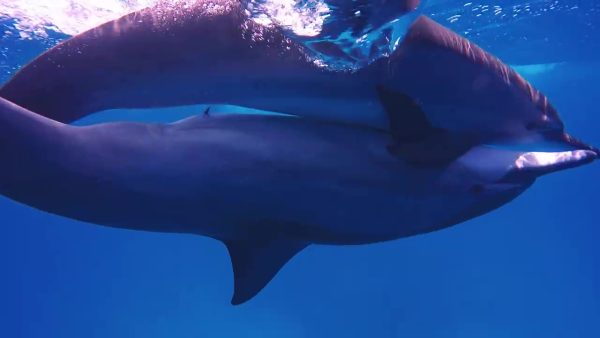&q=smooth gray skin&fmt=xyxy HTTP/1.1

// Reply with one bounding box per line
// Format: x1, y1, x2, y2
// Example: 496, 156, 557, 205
0, 9, 576, 148
0, 97, 597, 304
